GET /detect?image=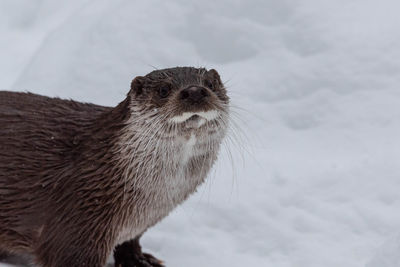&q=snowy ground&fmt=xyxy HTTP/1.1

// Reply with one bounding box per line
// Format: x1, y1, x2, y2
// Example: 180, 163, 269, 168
1, 0, 400, 266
